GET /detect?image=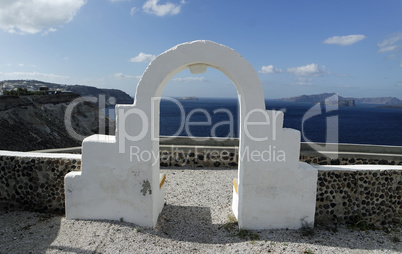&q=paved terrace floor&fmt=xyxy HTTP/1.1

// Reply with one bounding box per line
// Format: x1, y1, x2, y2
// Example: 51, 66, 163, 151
1, 168, 401, 253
